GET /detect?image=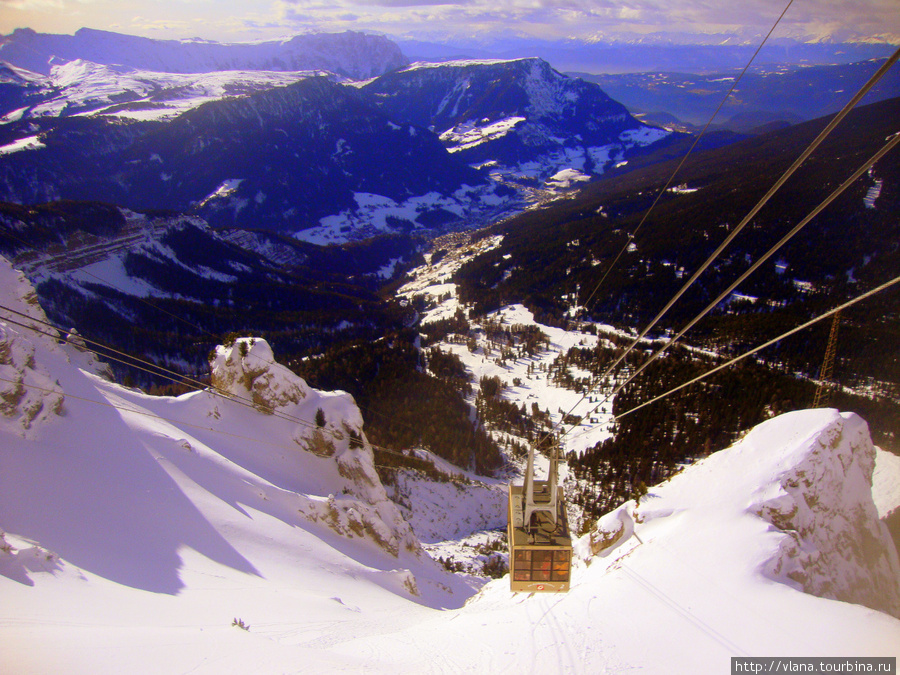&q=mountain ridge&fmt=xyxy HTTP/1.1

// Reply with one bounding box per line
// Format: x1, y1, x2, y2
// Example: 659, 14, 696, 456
0, 75, 504, 238
0, 56, 678, 241
577, 58, 900, 127
363, 57, 671, 188
0, 28, 408, 79
395, 34, 898, 74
